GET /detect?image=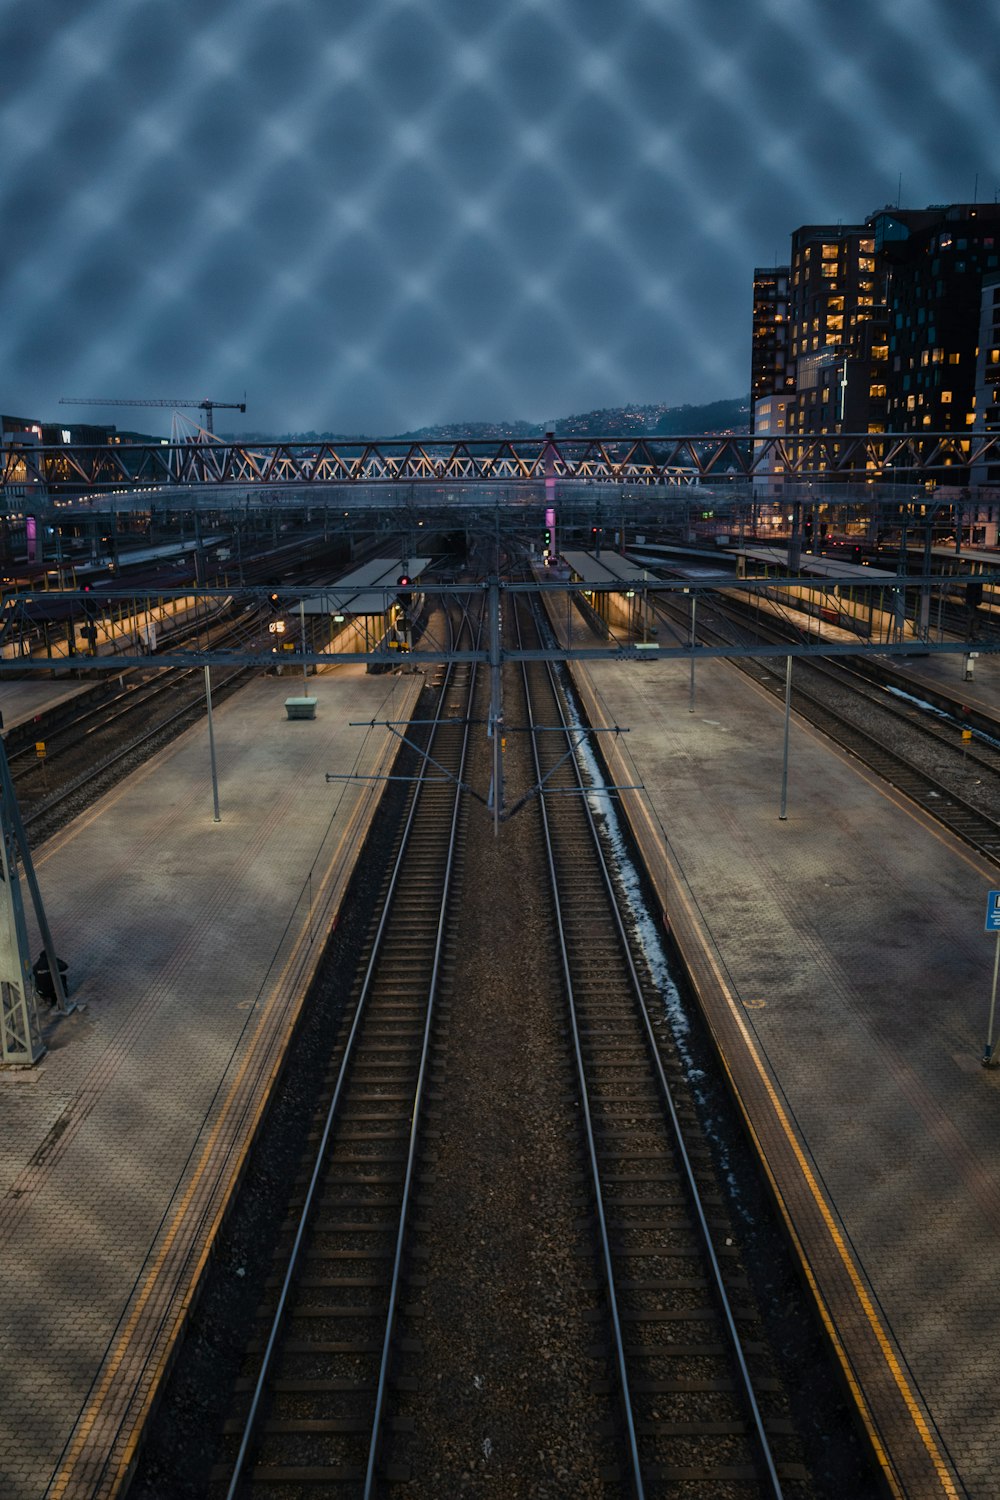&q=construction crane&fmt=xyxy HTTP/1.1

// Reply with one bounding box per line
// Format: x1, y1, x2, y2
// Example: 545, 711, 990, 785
59, 395, 246, 435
